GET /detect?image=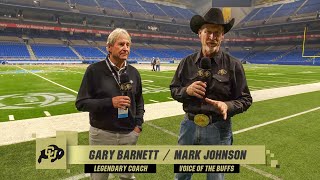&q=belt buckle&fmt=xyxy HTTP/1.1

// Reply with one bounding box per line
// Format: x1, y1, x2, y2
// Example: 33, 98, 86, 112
194, 114, 210, 127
